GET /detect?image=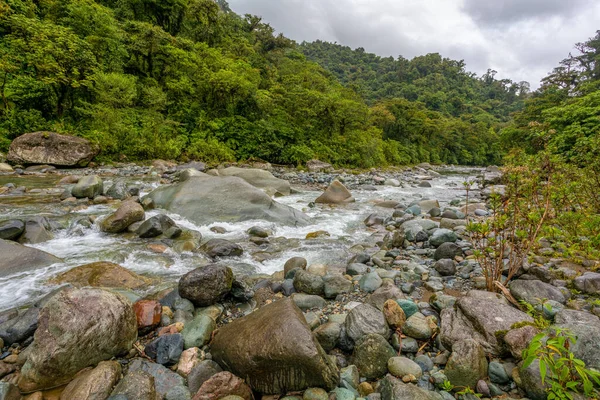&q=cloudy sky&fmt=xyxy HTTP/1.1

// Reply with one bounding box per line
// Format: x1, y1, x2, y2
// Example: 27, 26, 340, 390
227, 0, 600, 88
